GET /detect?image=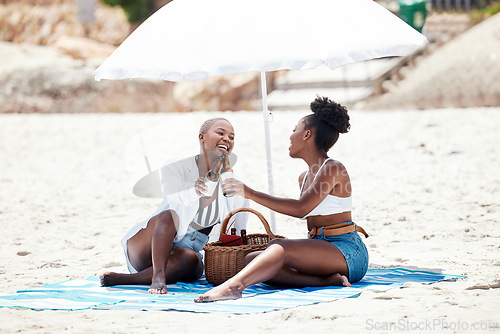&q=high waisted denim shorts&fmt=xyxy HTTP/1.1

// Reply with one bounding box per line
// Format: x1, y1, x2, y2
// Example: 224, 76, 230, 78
124, 227, 209, 274
172, 227, 210, 260
312, 224, 369, 283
